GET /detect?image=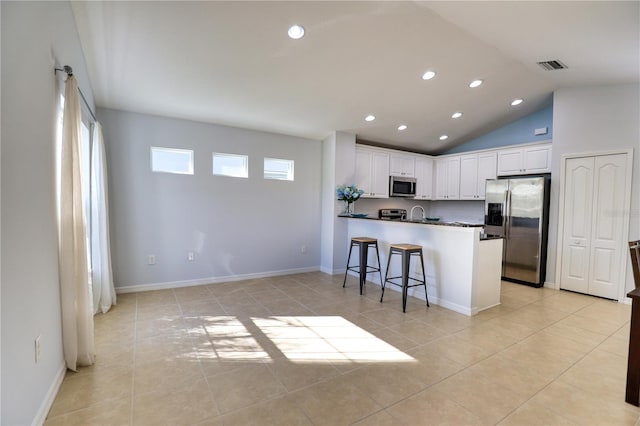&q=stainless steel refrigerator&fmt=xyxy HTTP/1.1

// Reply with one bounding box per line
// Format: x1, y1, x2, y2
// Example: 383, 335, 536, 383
484, 176, 550, 287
